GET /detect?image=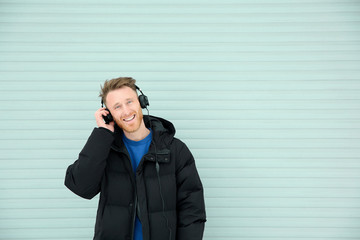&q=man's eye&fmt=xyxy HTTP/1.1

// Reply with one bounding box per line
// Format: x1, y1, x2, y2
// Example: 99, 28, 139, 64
127, 100, 133, 104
